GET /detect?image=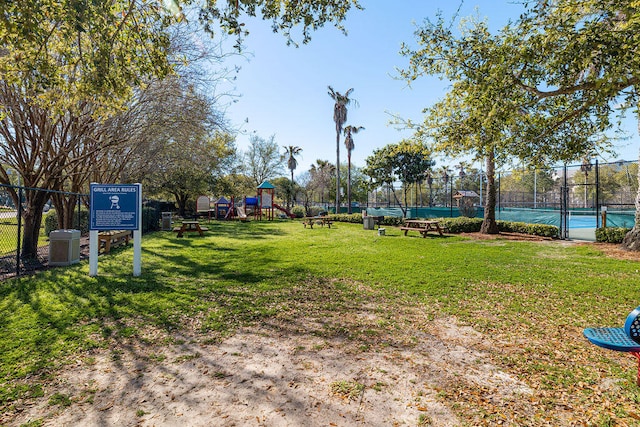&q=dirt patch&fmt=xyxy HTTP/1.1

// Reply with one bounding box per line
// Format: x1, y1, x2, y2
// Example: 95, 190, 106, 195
5, 298, 532, 427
